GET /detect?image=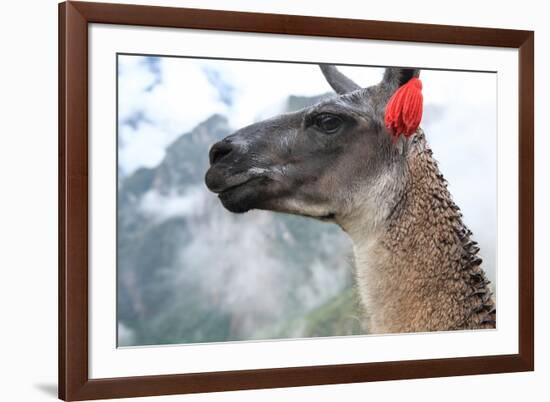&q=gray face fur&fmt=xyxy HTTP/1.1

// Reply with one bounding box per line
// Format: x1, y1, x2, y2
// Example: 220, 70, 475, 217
205, 66, 419, 231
